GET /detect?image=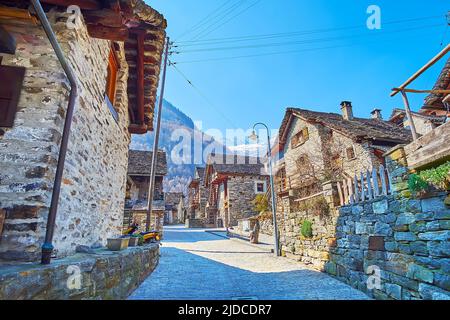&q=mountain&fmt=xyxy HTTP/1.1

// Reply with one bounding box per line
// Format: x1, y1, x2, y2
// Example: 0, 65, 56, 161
130, 99, 226, 194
